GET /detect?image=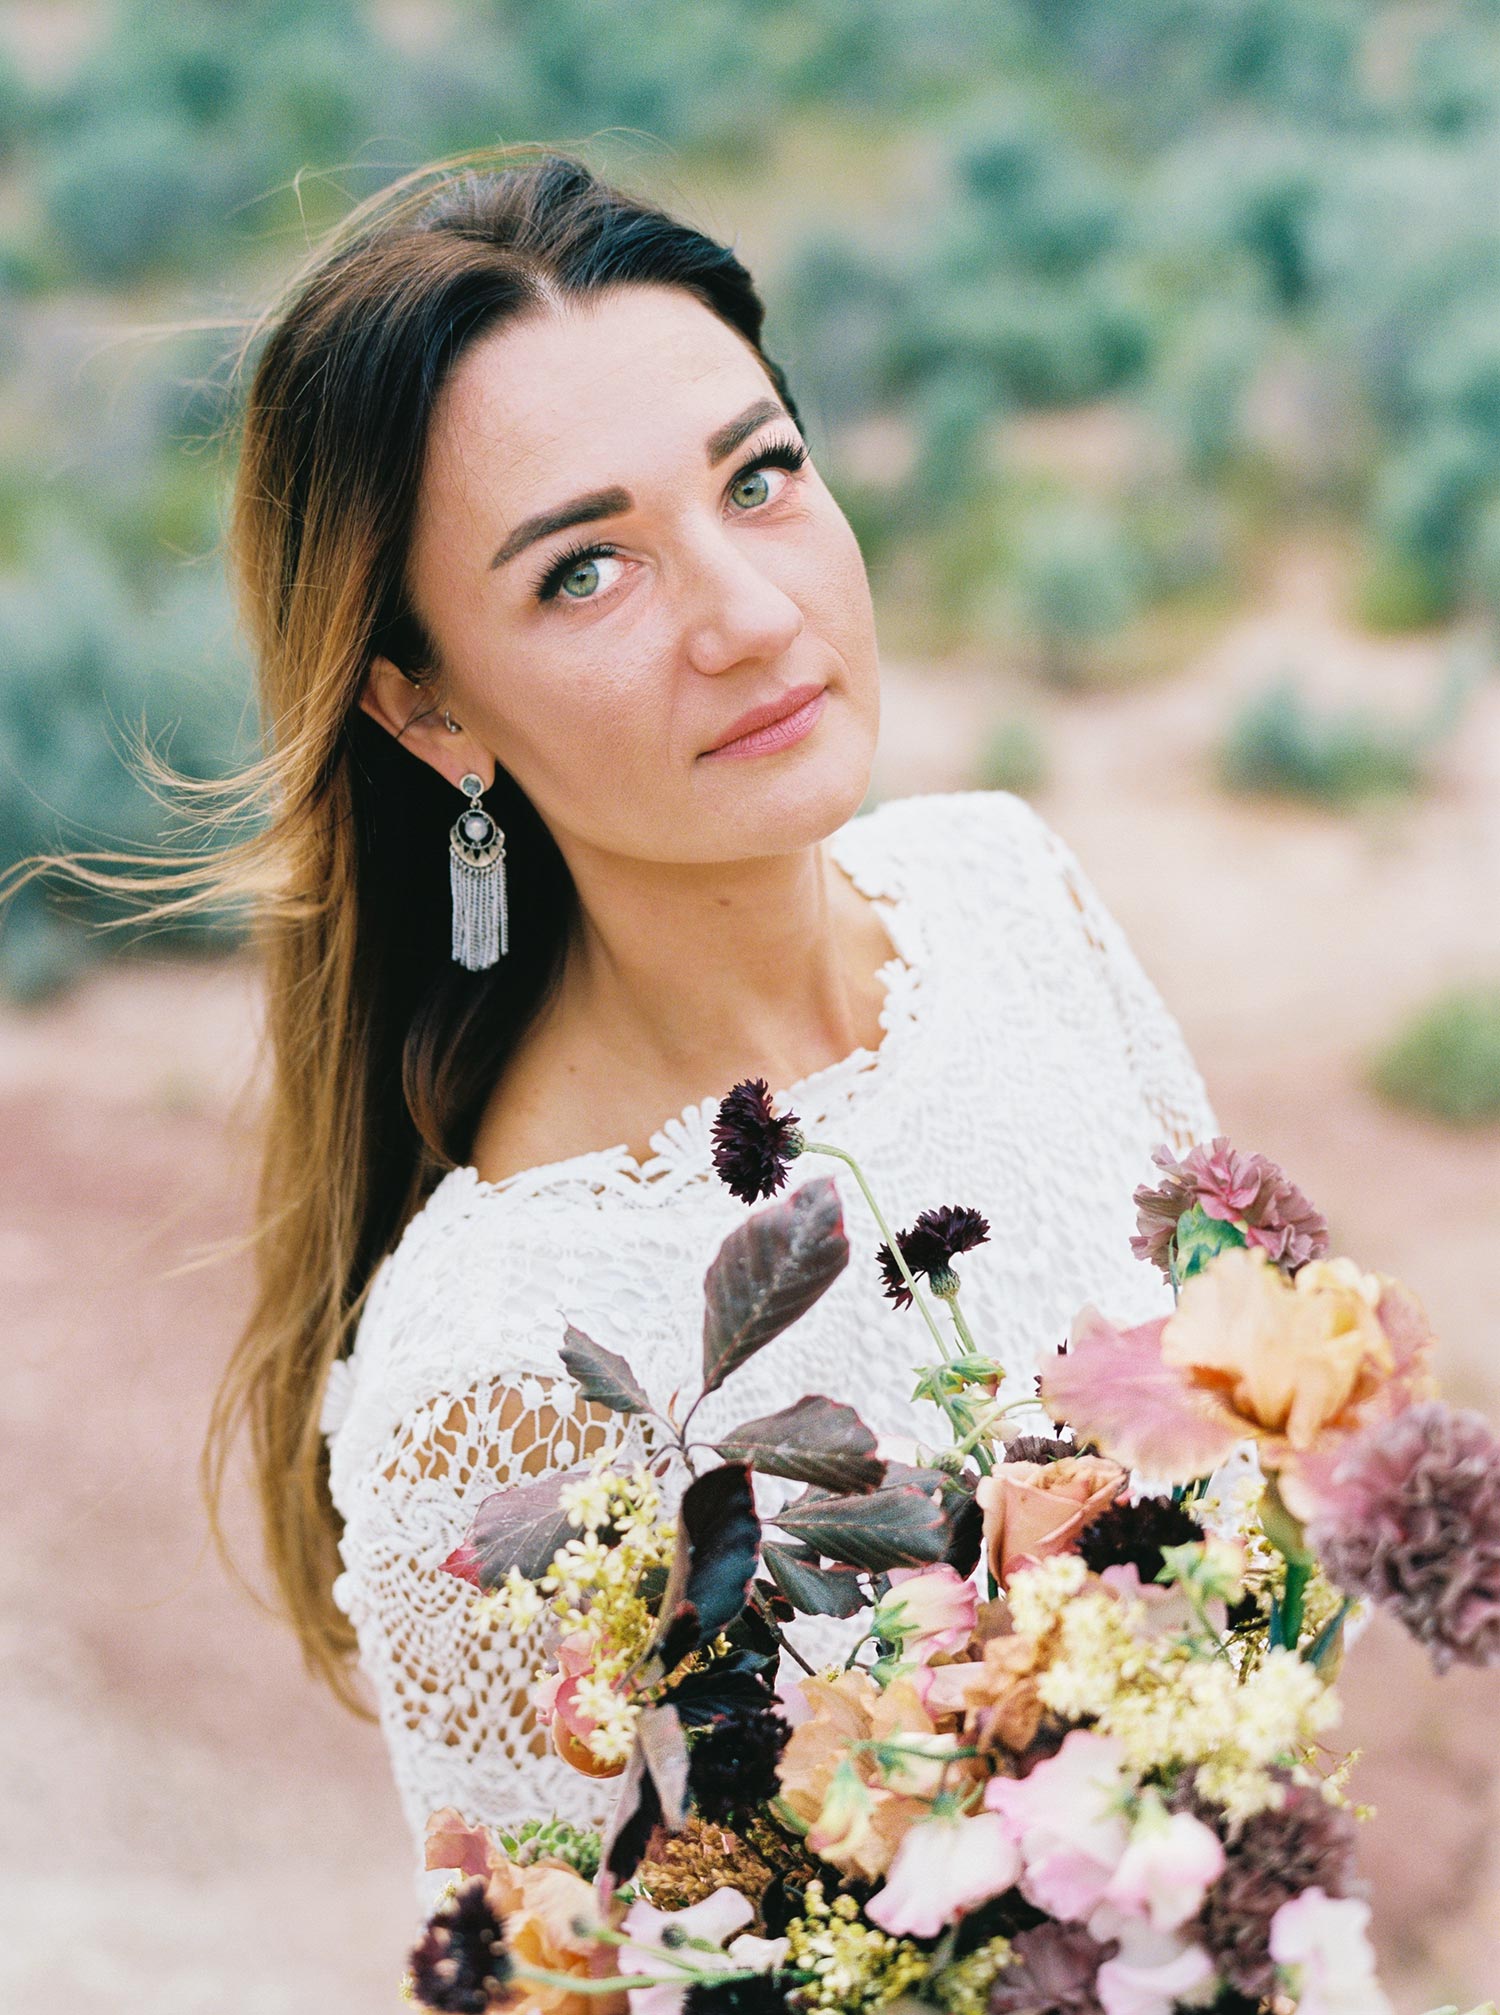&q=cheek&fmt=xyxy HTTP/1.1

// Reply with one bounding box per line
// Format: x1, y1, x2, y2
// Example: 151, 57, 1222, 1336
479, 641, 667, 783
